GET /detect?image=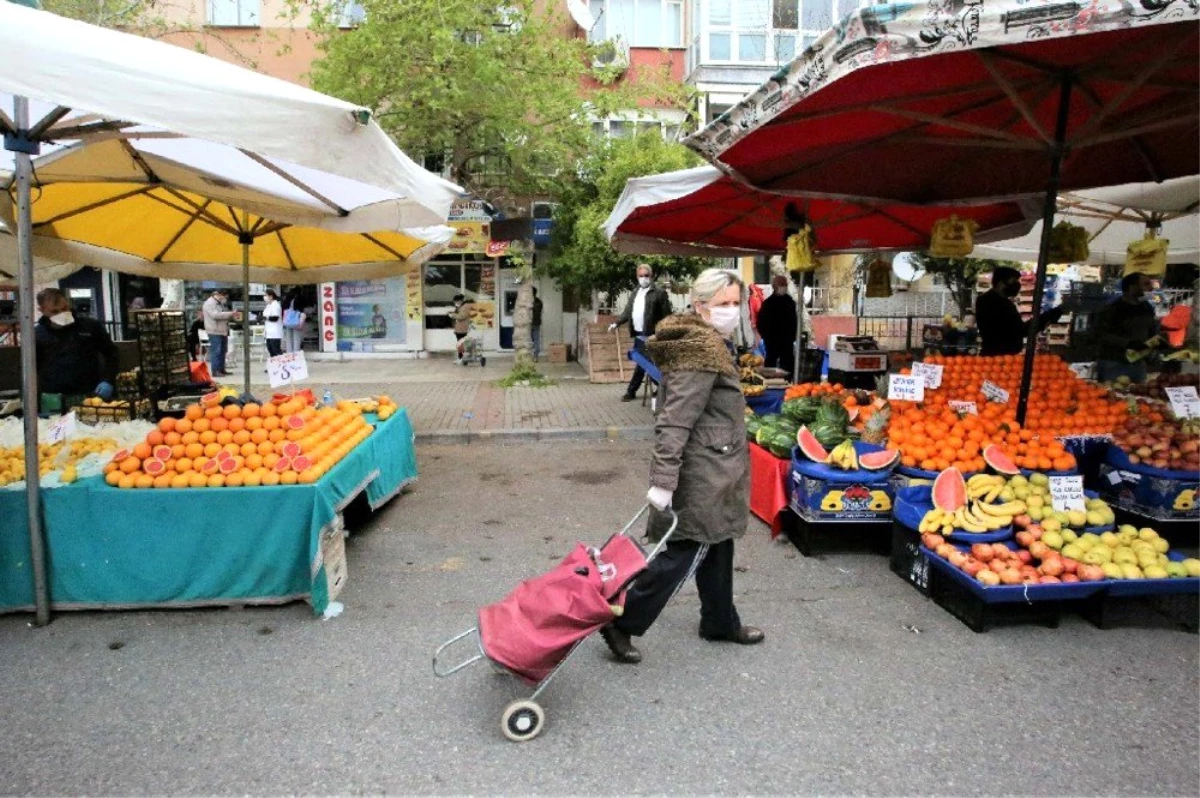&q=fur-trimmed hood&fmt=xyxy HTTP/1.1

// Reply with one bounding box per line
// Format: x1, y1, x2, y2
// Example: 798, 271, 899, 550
646, 313, 738, 378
